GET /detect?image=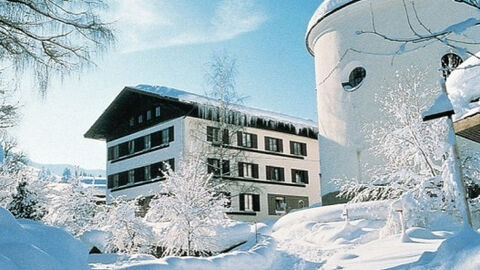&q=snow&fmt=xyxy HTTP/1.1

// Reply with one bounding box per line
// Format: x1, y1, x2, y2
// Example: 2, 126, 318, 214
132, 85, 317, 134
86, 199, 480, 270
0, 207, 89, 270
446, 51, 480, 120
89, 236, 276, 270
422, 92, 454, 120
80, 229, 112, 253
307, 0, 357, 33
